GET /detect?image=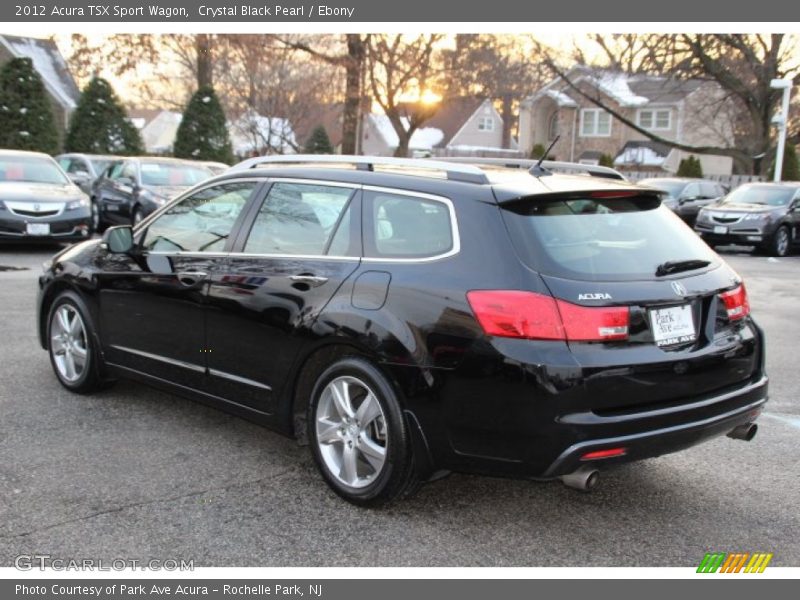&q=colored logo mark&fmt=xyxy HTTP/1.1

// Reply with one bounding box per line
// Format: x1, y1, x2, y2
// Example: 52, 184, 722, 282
697, 552, 773, 573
